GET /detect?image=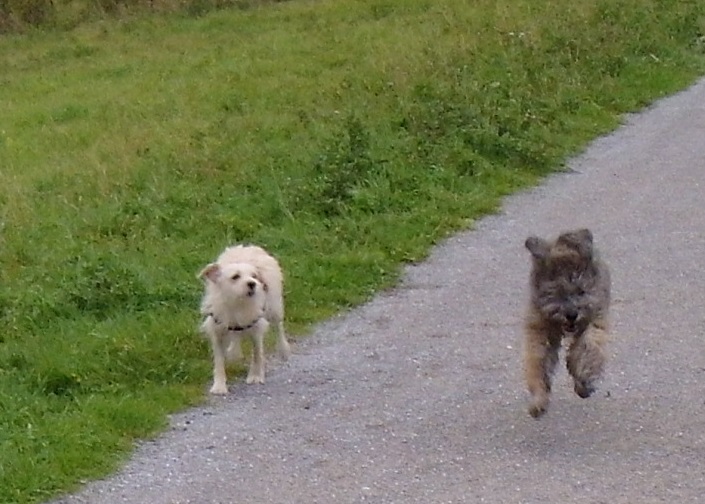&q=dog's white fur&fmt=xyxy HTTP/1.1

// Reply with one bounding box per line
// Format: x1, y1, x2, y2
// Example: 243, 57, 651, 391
198, 245, 291, 394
